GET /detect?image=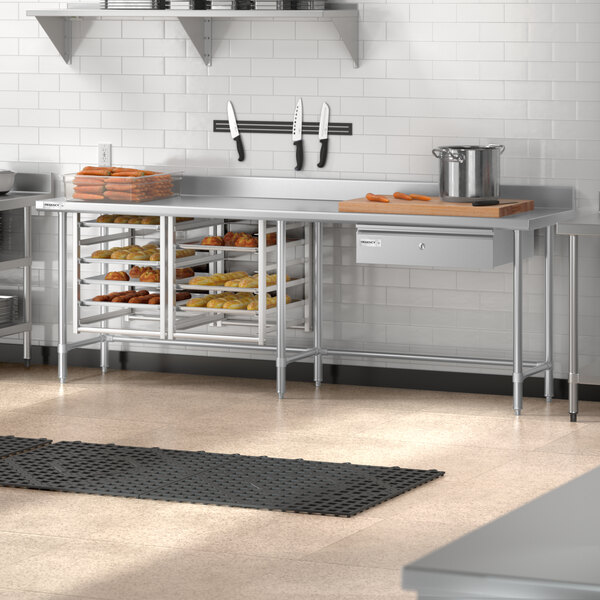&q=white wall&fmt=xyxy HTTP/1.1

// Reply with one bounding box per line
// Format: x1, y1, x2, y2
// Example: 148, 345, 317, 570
1, 1, 600, 380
